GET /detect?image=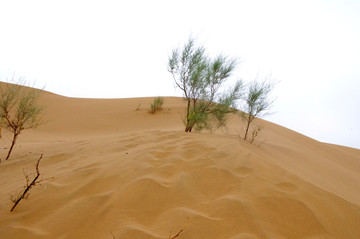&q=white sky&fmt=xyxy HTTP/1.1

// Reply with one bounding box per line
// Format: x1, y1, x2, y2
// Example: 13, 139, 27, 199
0, 0, 359, 149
